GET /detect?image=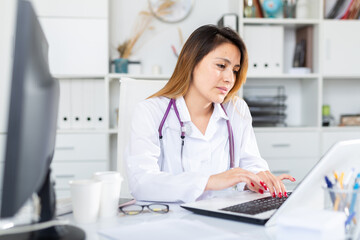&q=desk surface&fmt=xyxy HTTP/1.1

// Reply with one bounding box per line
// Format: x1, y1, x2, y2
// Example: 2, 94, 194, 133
60, 203, 276, 240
